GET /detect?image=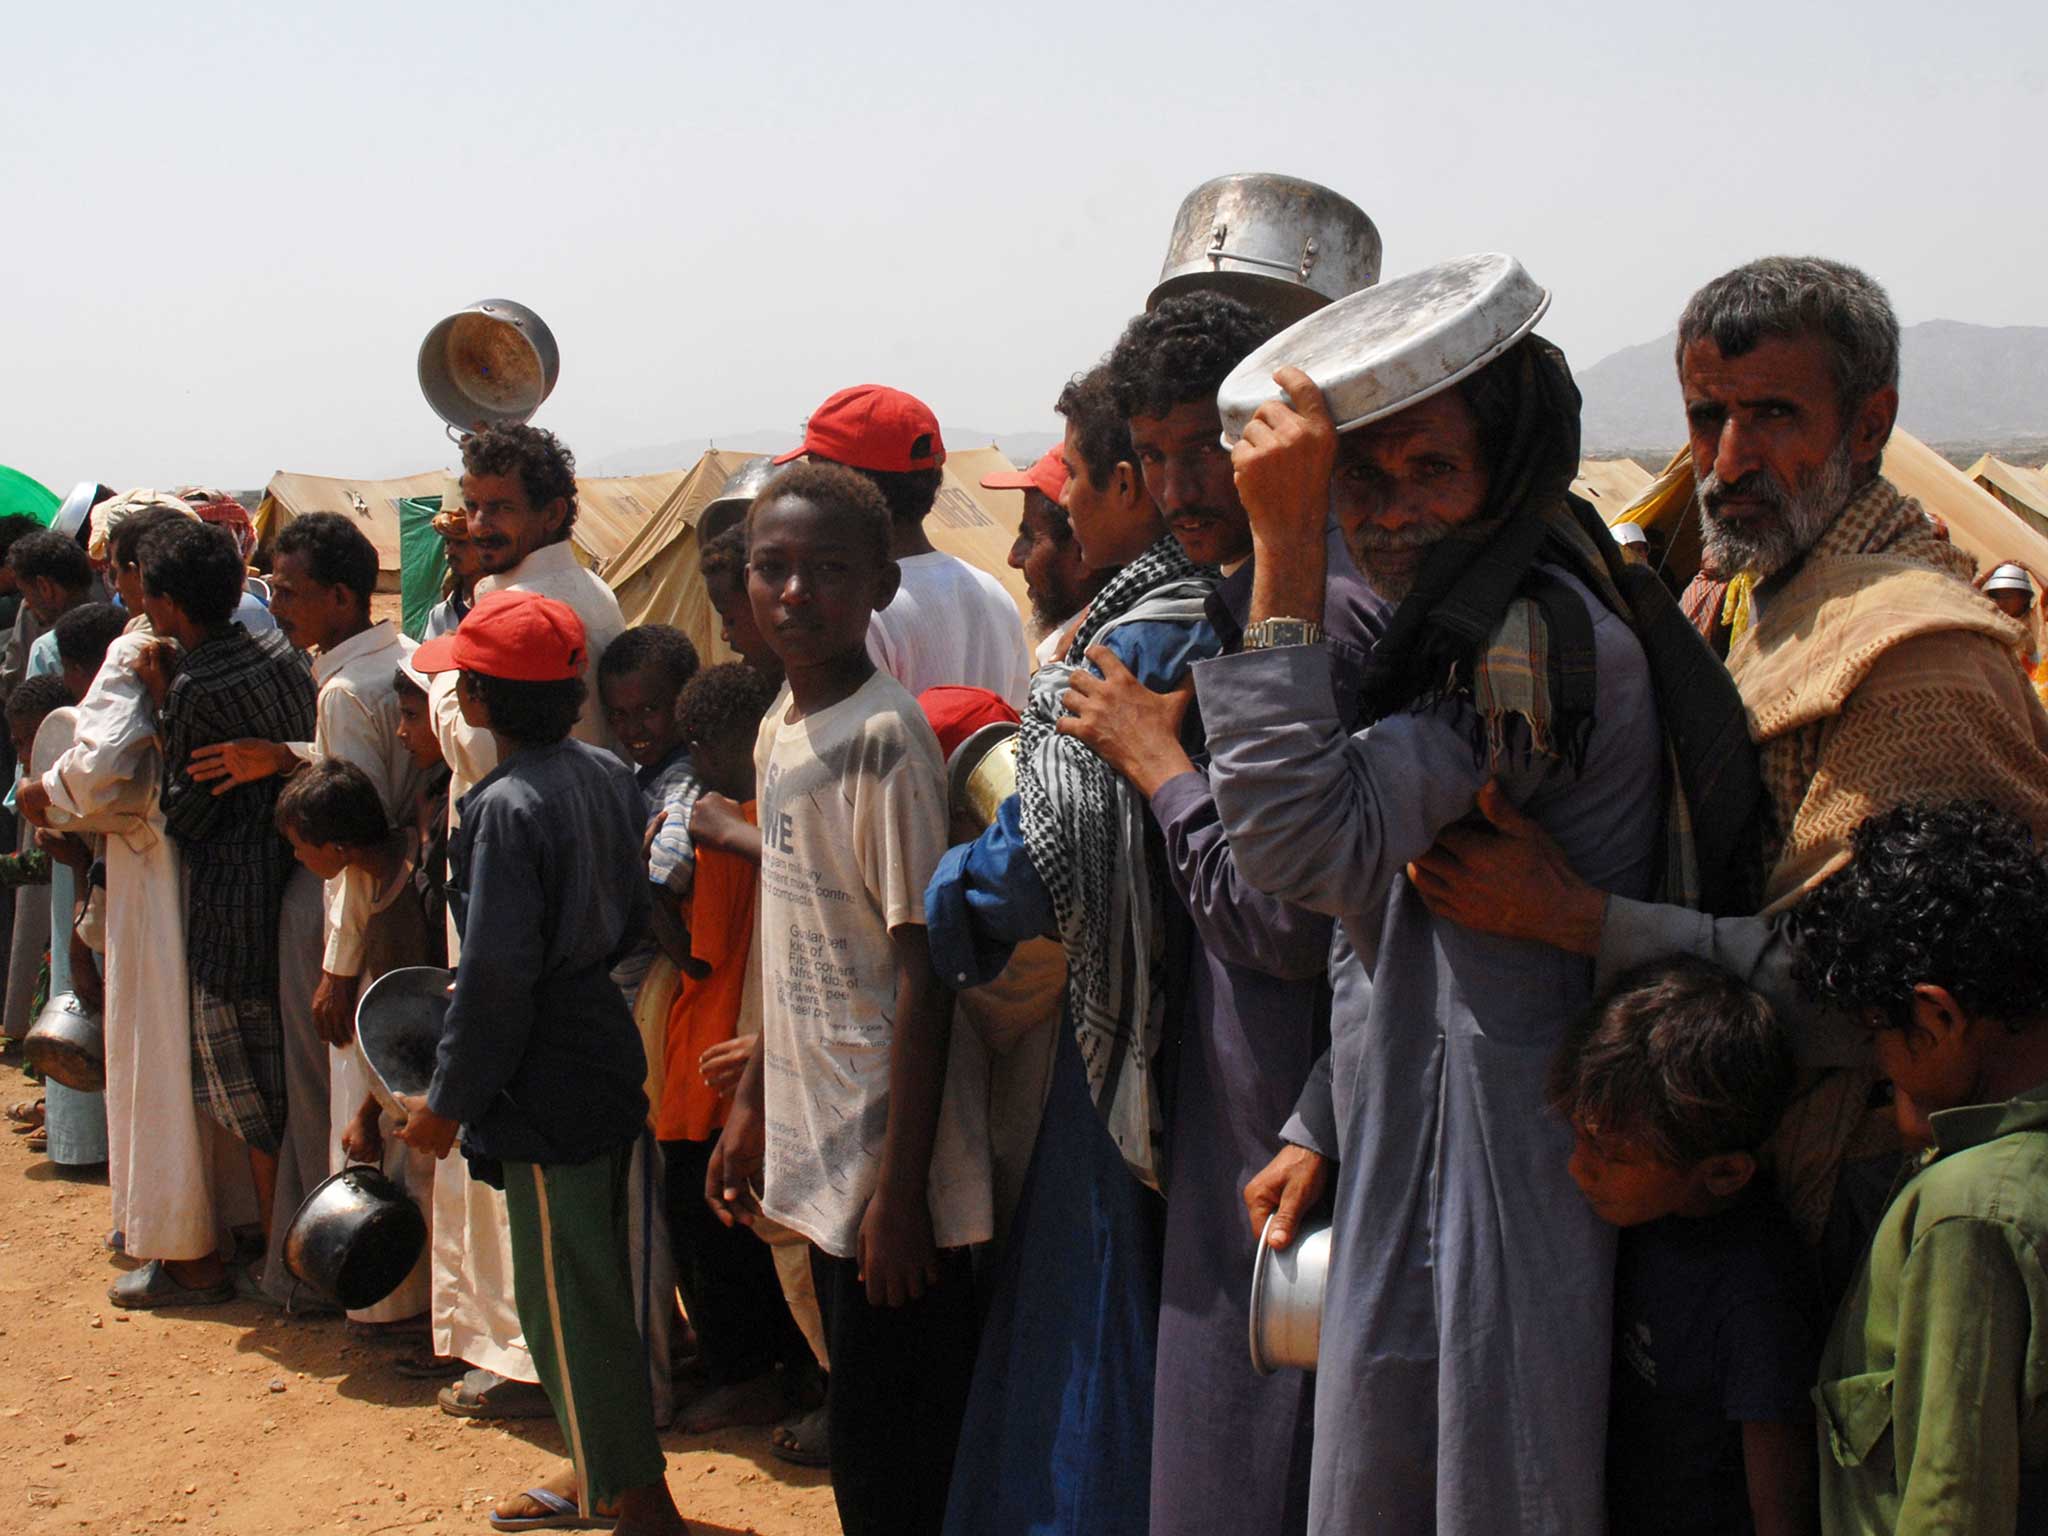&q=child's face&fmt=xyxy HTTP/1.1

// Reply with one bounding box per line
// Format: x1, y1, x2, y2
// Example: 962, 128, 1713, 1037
395, 689, 445, 771
692, 728, 755, 801
284, 823, 352, 882
601, 664, 685, 770
707, 570, 775, 674
9, 715, 42, 764
745, 496, 896, 672
1566, 1122, 1710, 1228
1870, 1001, 1983, 1145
